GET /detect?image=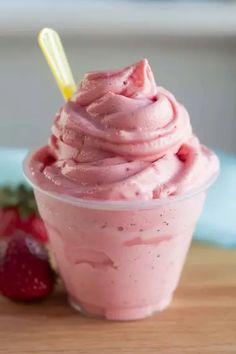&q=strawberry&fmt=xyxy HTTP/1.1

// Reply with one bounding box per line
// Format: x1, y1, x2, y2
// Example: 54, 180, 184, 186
0, 208, 19, 237
0, 234, 55, 301
19, 215, 48, 243
0, 184, 54, 301
0, 184, 48, 243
